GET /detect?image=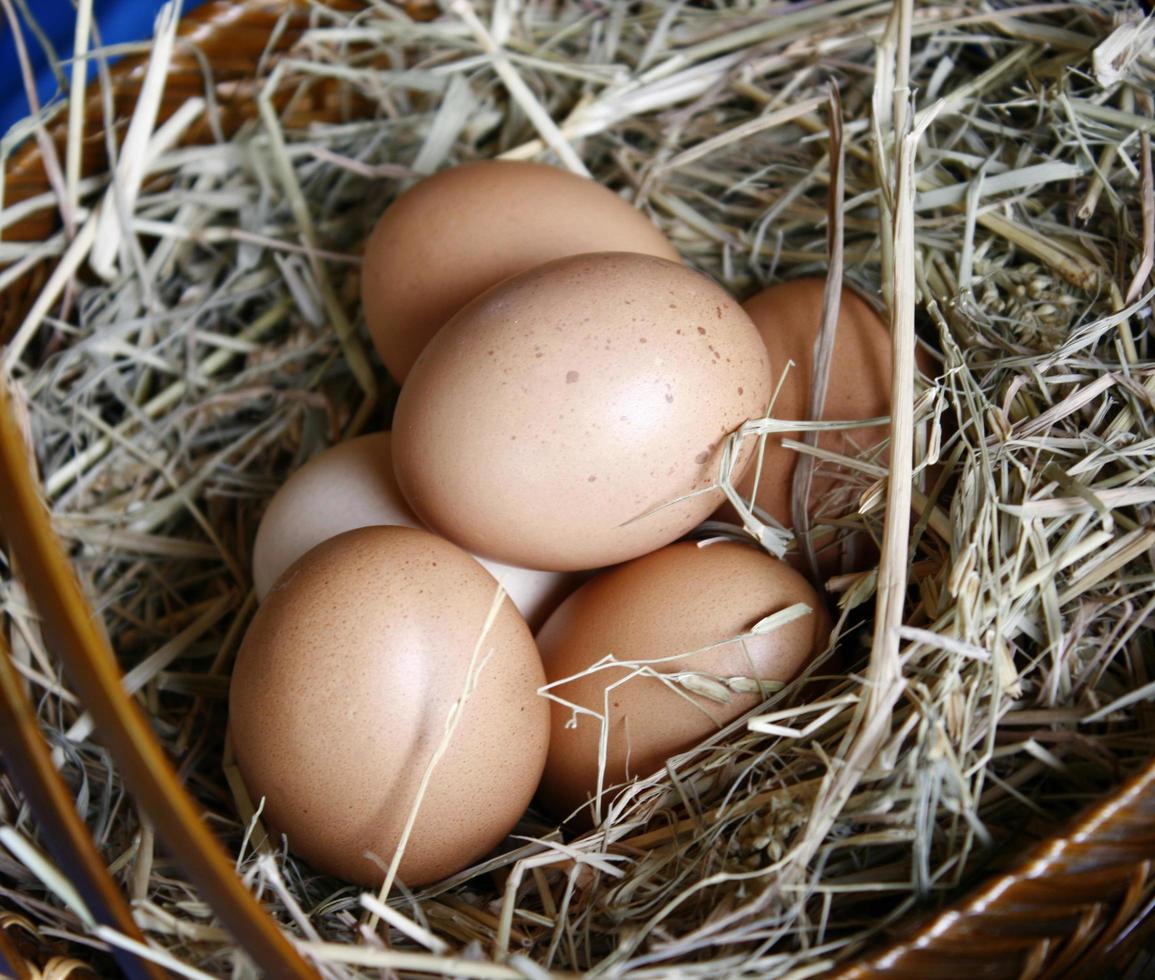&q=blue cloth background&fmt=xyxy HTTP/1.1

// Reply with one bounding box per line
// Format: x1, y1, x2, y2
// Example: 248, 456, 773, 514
0, 0, 197, 137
